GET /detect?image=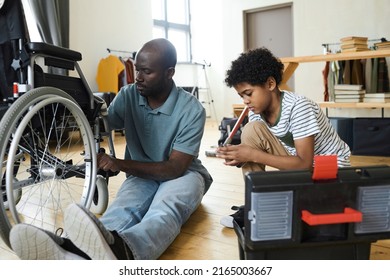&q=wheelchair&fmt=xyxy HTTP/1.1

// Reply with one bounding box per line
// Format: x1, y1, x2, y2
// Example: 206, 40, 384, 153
0, 1, 117, 248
